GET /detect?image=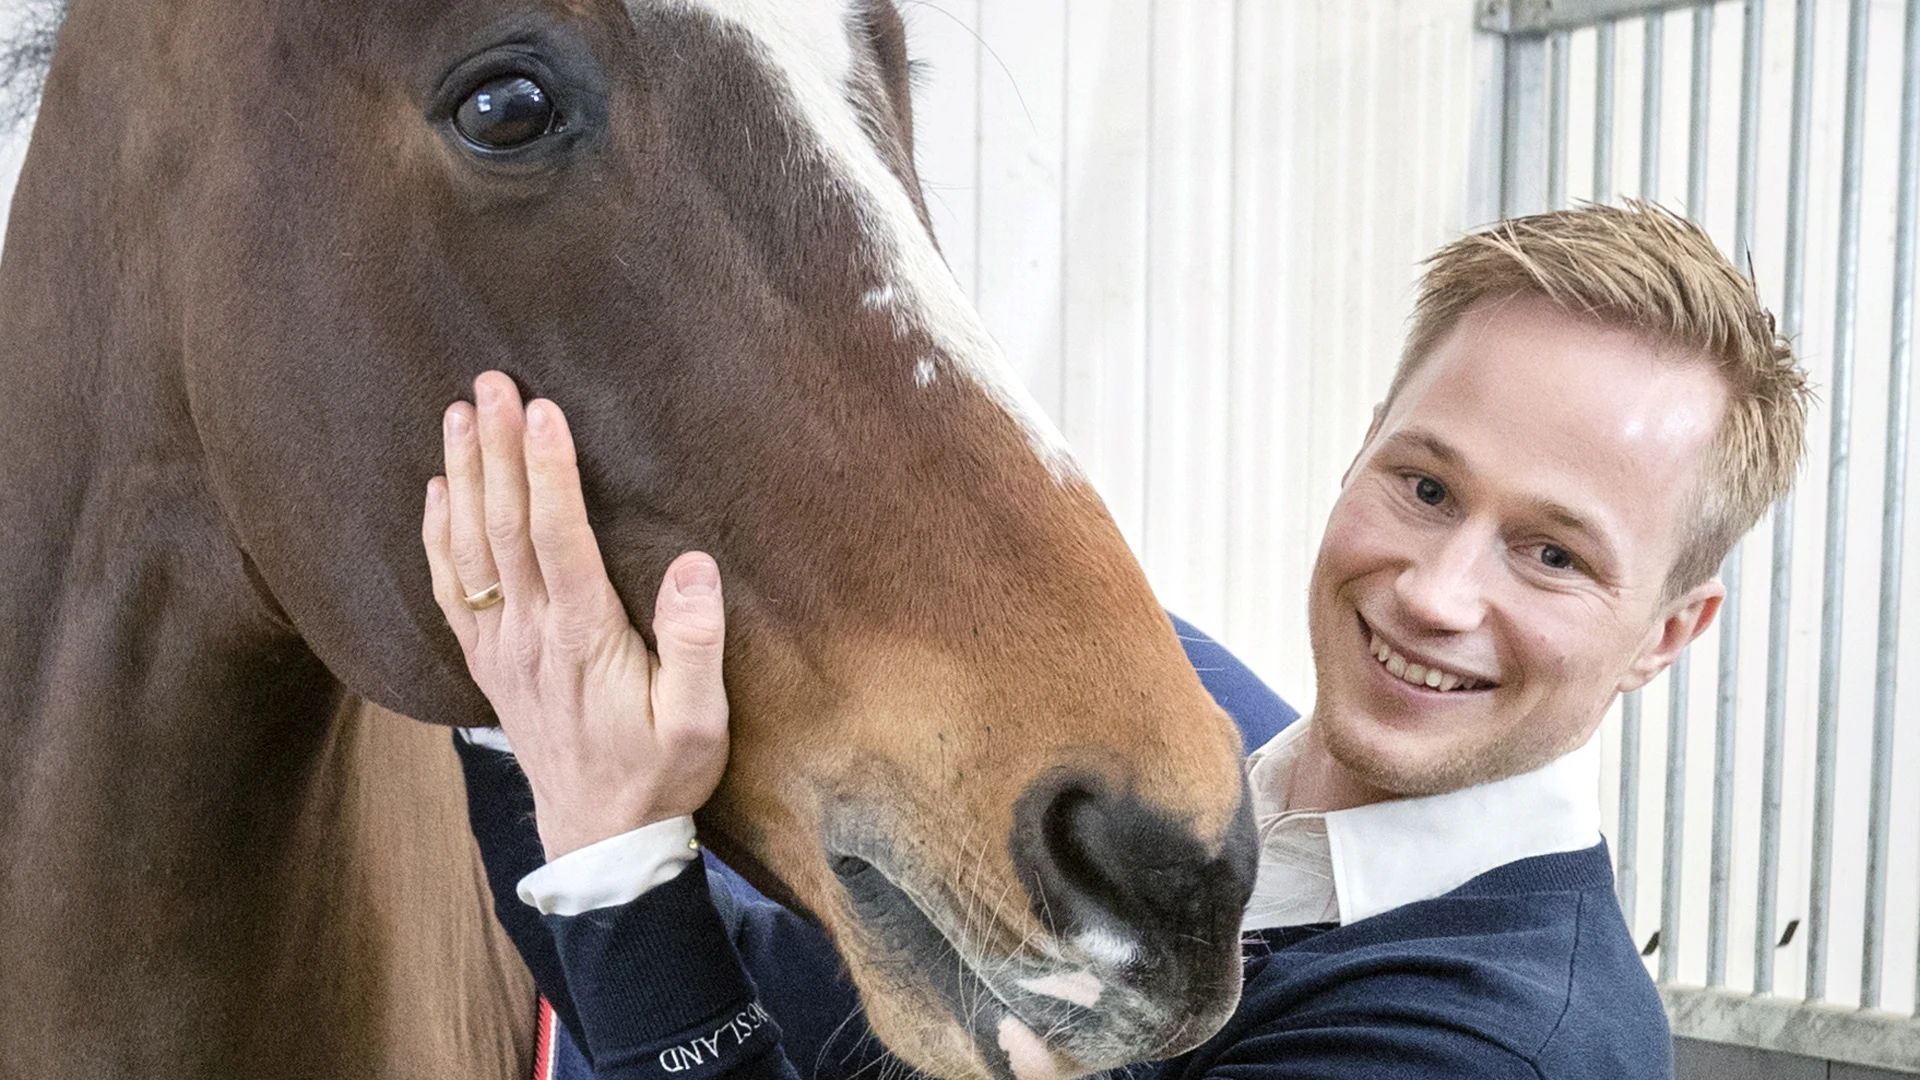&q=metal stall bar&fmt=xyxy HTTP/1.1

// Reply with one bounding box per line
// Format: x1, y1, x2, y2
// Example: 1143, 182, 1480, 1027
1808, 0, 1872, 1005
1687, 4, 1712, 218
1502, 32, 1551, 217
1864, 0, 1920, 1015
1755, 0, 1817, 999
1707, 0, 1760, 991
1595, 21, 1617, 203
1732, 0, 1764, 264
1658, 2, 1713, 988
1643, 11, 1665, 200
1662, 650, 1691, 983
1591, 16, 1628, 923
1625, 7, 1670, 948
1549, 30, 1571, 209
1621, 692, 1644, 931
